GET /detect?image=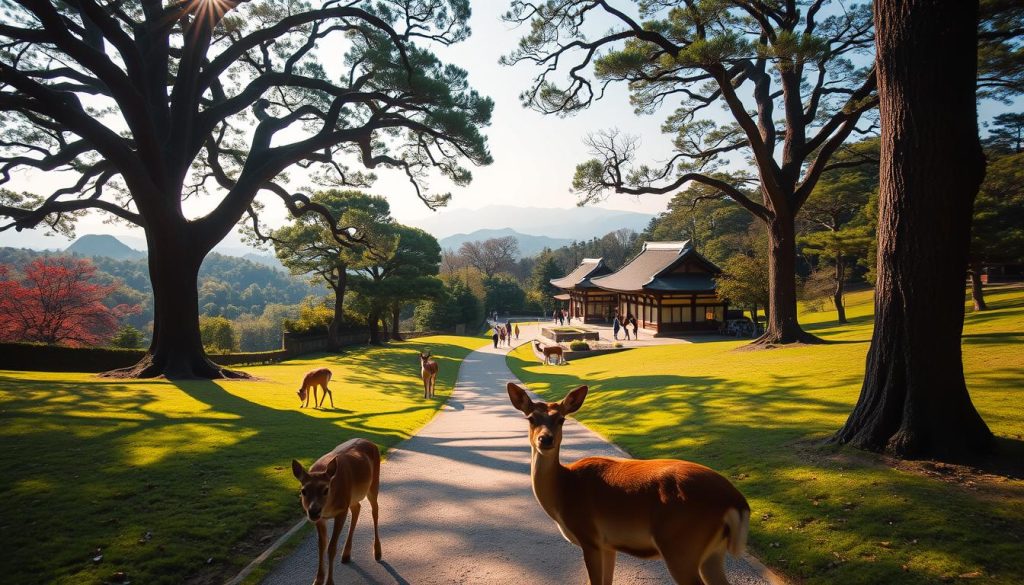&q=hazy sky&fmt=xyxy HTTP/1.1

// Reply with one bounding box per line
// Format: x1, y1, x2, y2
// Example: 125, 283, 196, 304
0, 1, 1018, 250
